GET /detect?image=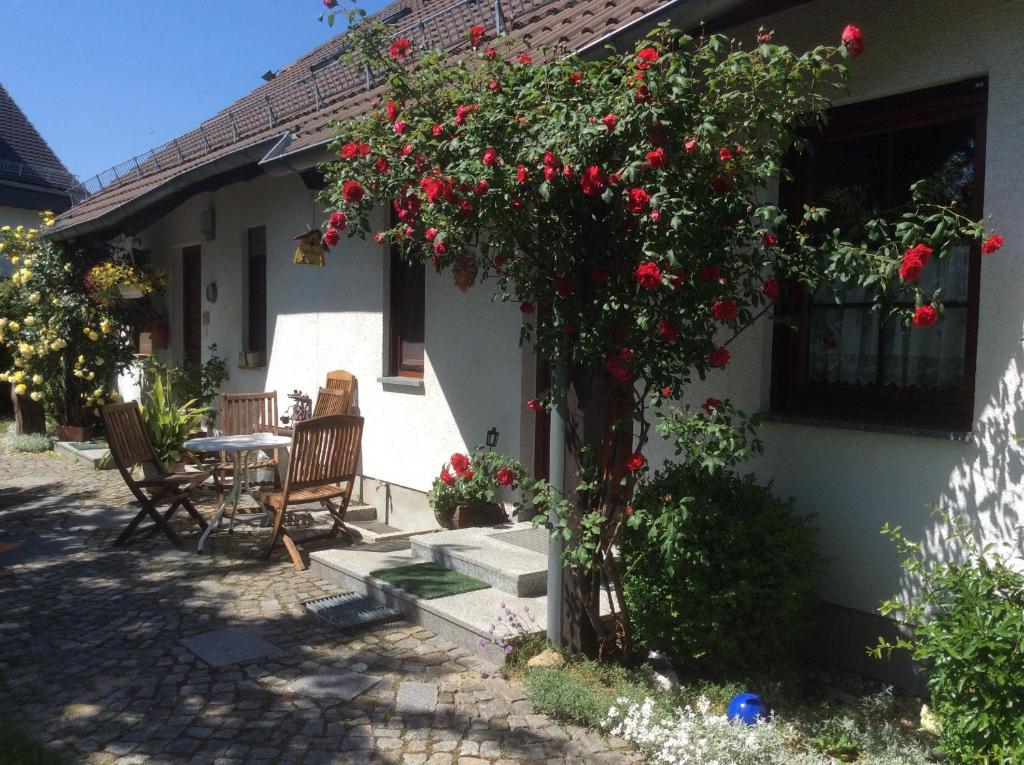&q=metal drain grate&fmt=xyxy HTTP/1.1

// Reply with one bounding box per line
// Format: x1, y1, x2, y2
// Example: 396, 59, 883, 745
490, 526, 550, 555
304, 592, 402, 631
